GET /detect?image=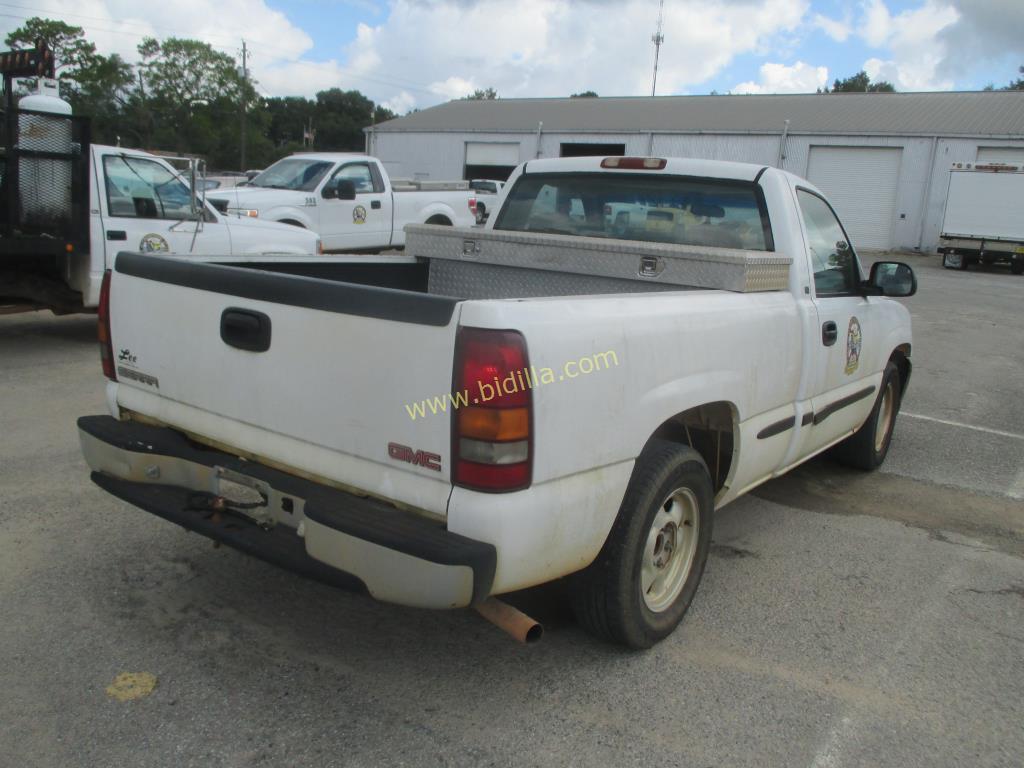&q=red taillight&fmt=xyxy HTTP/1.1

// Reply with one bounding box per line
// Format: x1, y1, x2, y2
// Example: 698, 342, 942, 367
452, 327, 532, 492
98, 269, 116, 381
468, 196, 477, 213
600, 157, 667, 170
